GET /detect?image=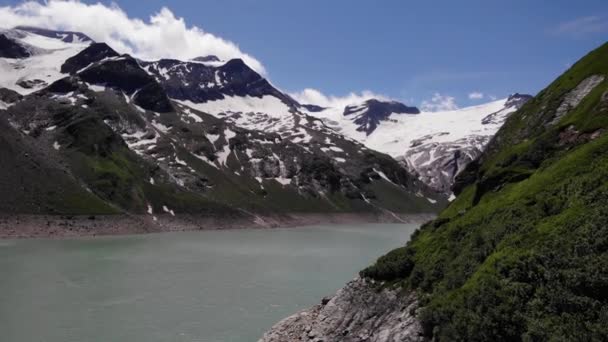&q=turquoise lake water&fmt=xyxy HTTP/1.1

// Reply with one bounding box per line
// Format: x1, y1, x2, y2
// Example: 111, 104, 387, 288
0, 223, 419, 342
